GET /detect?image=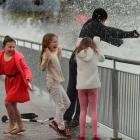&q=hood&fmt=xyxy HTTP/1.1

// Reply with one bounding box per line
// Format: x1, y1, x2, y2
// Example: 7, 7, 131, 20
76, 36, 100, 48
77, 47, 93, 61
